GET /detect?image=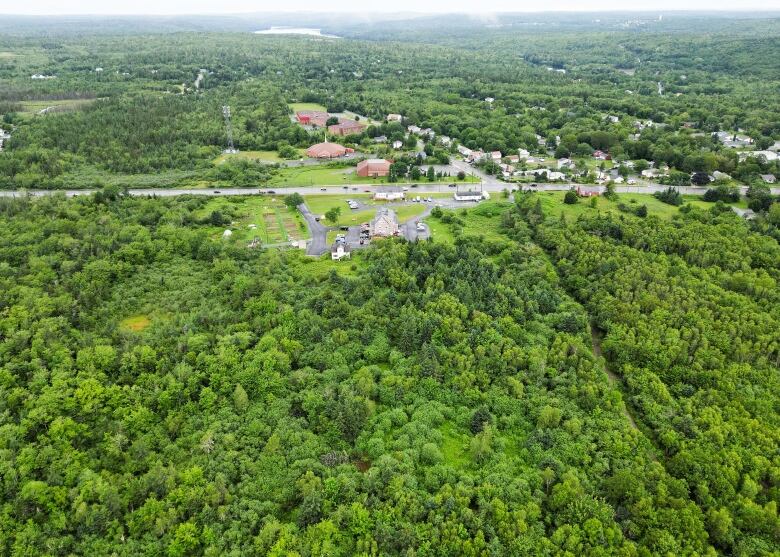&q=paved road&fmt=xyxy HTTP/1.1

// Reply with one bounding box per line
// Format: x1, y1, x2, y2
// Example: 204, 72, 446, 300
2, 183, 777, 198
298, 203, 326, 256
0, 182, 780, 197
401, 206, 433, 241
